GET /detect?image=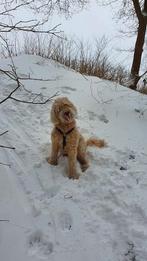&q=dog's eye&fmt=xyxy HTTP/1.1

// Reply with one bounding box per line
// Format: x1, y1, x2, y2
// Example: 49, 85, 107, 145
55, 108, 60, 113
